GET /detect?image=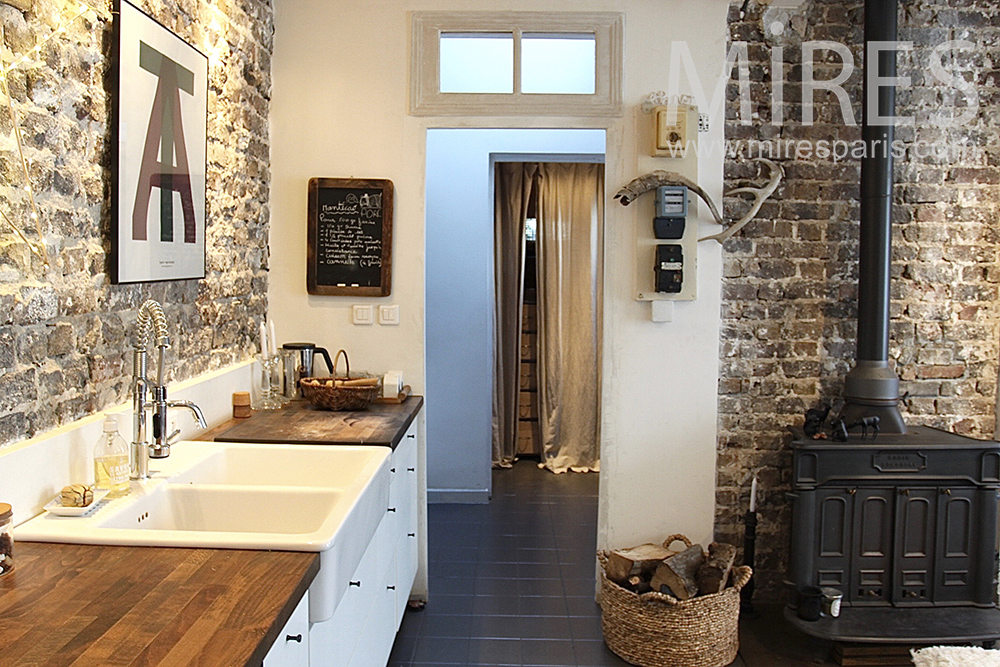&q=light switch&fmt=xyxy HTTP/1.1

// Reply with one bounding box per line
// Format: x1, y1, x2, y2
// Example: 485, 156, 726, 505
378, 305, 400, 325
352, 305, 374, 325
